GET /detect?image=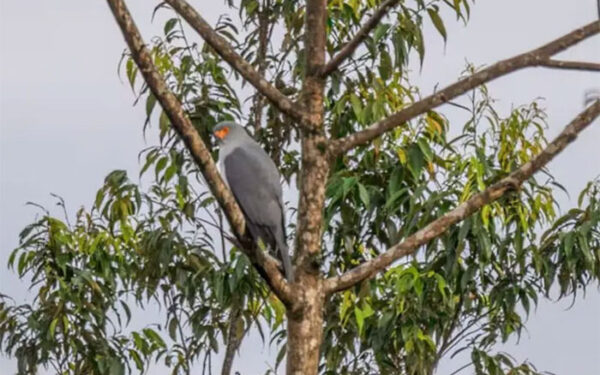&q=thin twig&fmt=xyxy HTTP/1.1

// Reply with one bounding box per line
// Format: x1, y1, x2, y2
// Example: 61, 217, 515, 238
448, 362, 473, 375
433, 295, 464, 370
320, 0, 400, 76
539, 59, 600, 72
